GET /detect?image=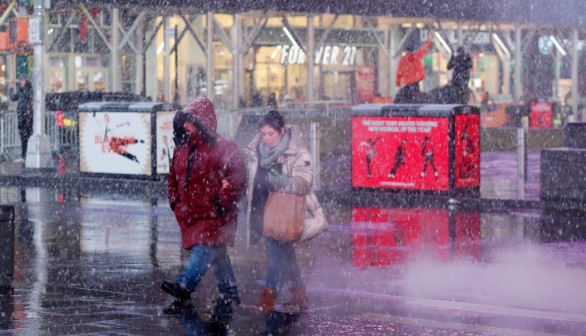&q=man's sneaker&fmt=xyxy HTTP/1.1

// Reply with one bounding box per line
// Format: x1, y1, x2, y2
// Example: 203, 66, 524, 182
13, 158, 24, 163
162, 298, 193, 315
161, 281, 191, 300
209, 296, 240, 323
